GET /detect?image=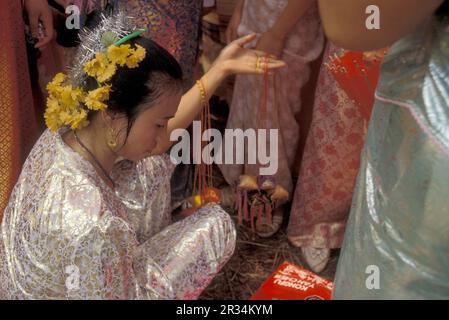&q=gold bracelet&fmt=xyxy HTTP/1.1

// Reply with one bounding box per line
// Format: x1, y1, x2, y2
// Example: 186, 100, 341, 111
196, 79, 207, 107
